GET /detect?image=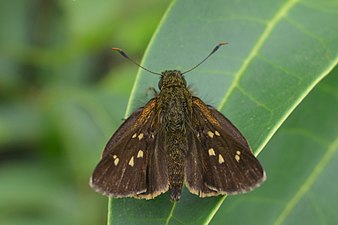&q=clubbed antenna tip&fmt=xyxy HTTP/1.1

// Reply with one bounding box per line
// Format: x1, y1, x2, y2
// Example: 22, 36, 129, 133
182, 42, 228, 75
